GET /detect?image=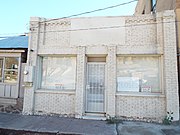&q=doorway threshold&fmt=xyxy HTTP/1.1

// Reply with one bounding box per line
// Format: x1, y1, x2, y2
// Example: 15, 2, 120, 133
83, 113, 106, 120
